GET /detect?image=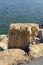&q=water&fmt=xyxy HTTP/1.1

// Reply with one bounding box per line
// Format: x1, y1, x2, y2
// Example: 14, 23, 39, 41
0, 0, 43, 34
